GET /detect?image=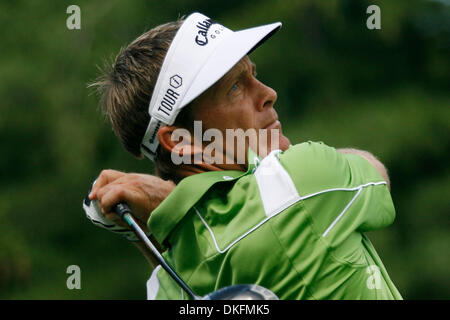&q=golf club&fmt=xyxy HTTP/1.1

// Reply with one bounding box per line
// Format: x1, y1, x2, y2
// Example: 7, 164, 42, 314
113, 202, 279, 300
